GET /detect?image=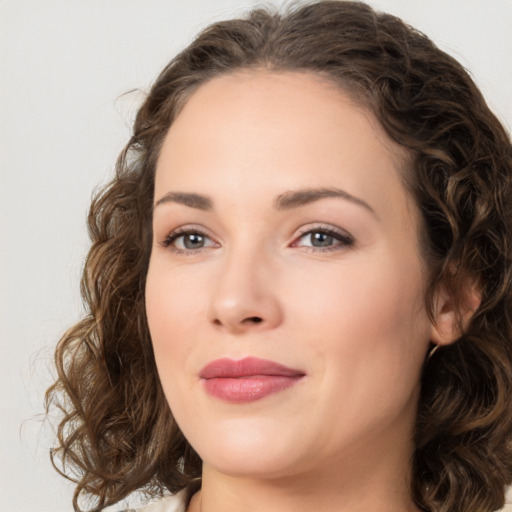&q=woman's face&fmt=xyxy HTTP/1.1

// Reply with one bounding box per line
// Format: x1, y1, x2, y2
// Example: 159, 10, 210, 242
146, 71, 436, 480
